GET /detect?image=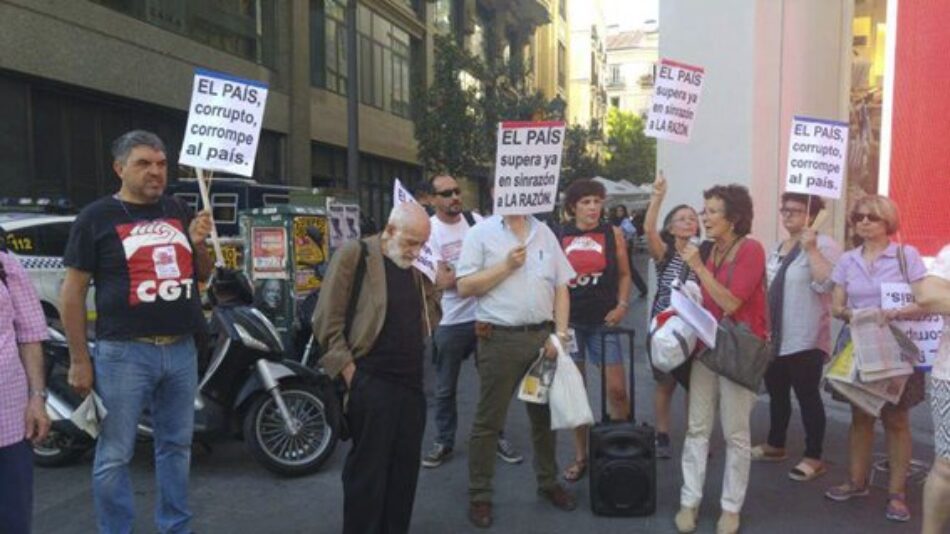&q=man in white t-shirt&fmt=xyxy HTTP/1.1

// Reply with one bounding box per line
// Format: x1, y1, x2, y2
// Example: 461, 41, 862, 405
421, 175, 523, 468
915, 244, 950, 534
